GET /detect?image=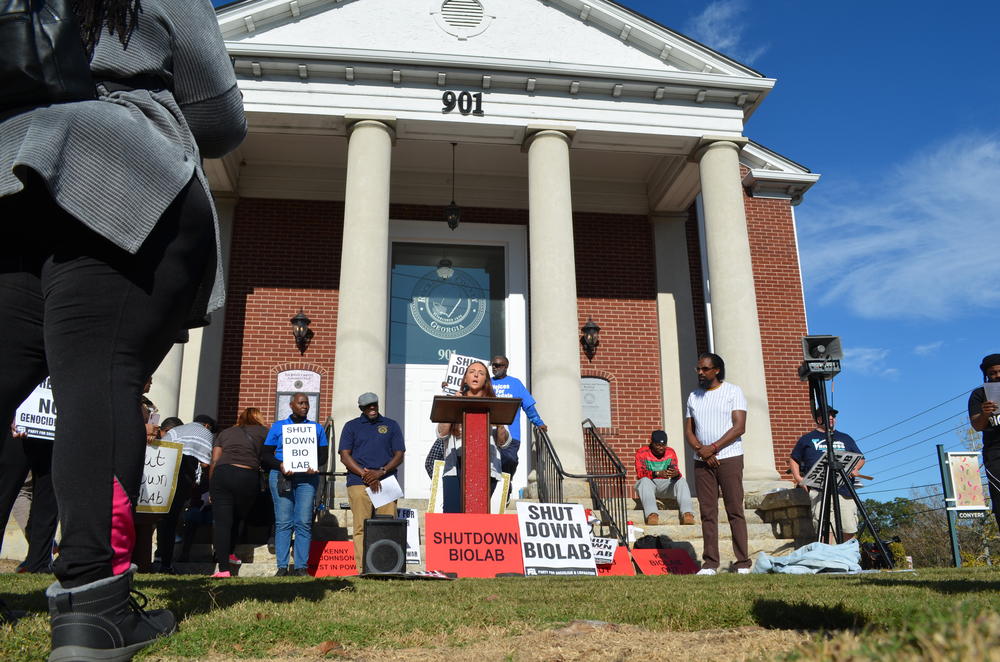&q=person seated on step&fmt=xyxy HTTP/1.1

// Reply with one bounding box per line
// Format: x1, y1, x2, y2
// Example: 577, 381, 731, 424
634, 430, 695, 526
